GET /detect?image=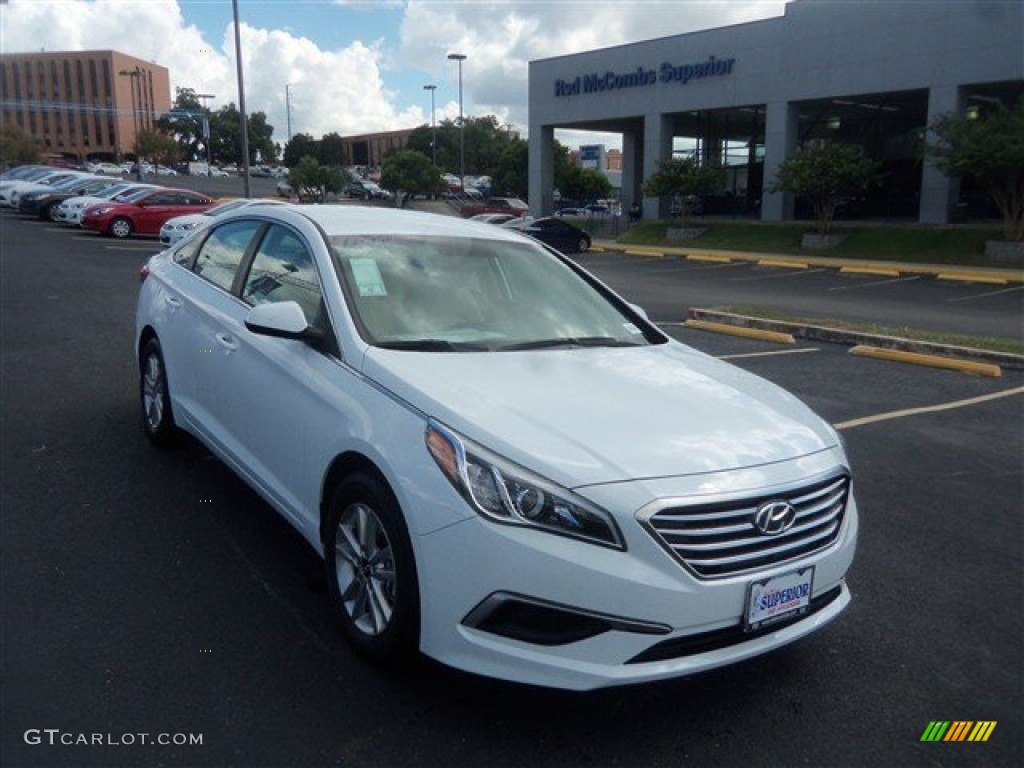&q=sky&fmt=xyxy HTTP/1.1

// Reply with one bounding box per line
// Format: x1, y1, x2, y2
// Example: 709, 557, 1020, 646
0, 0, 791, 151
